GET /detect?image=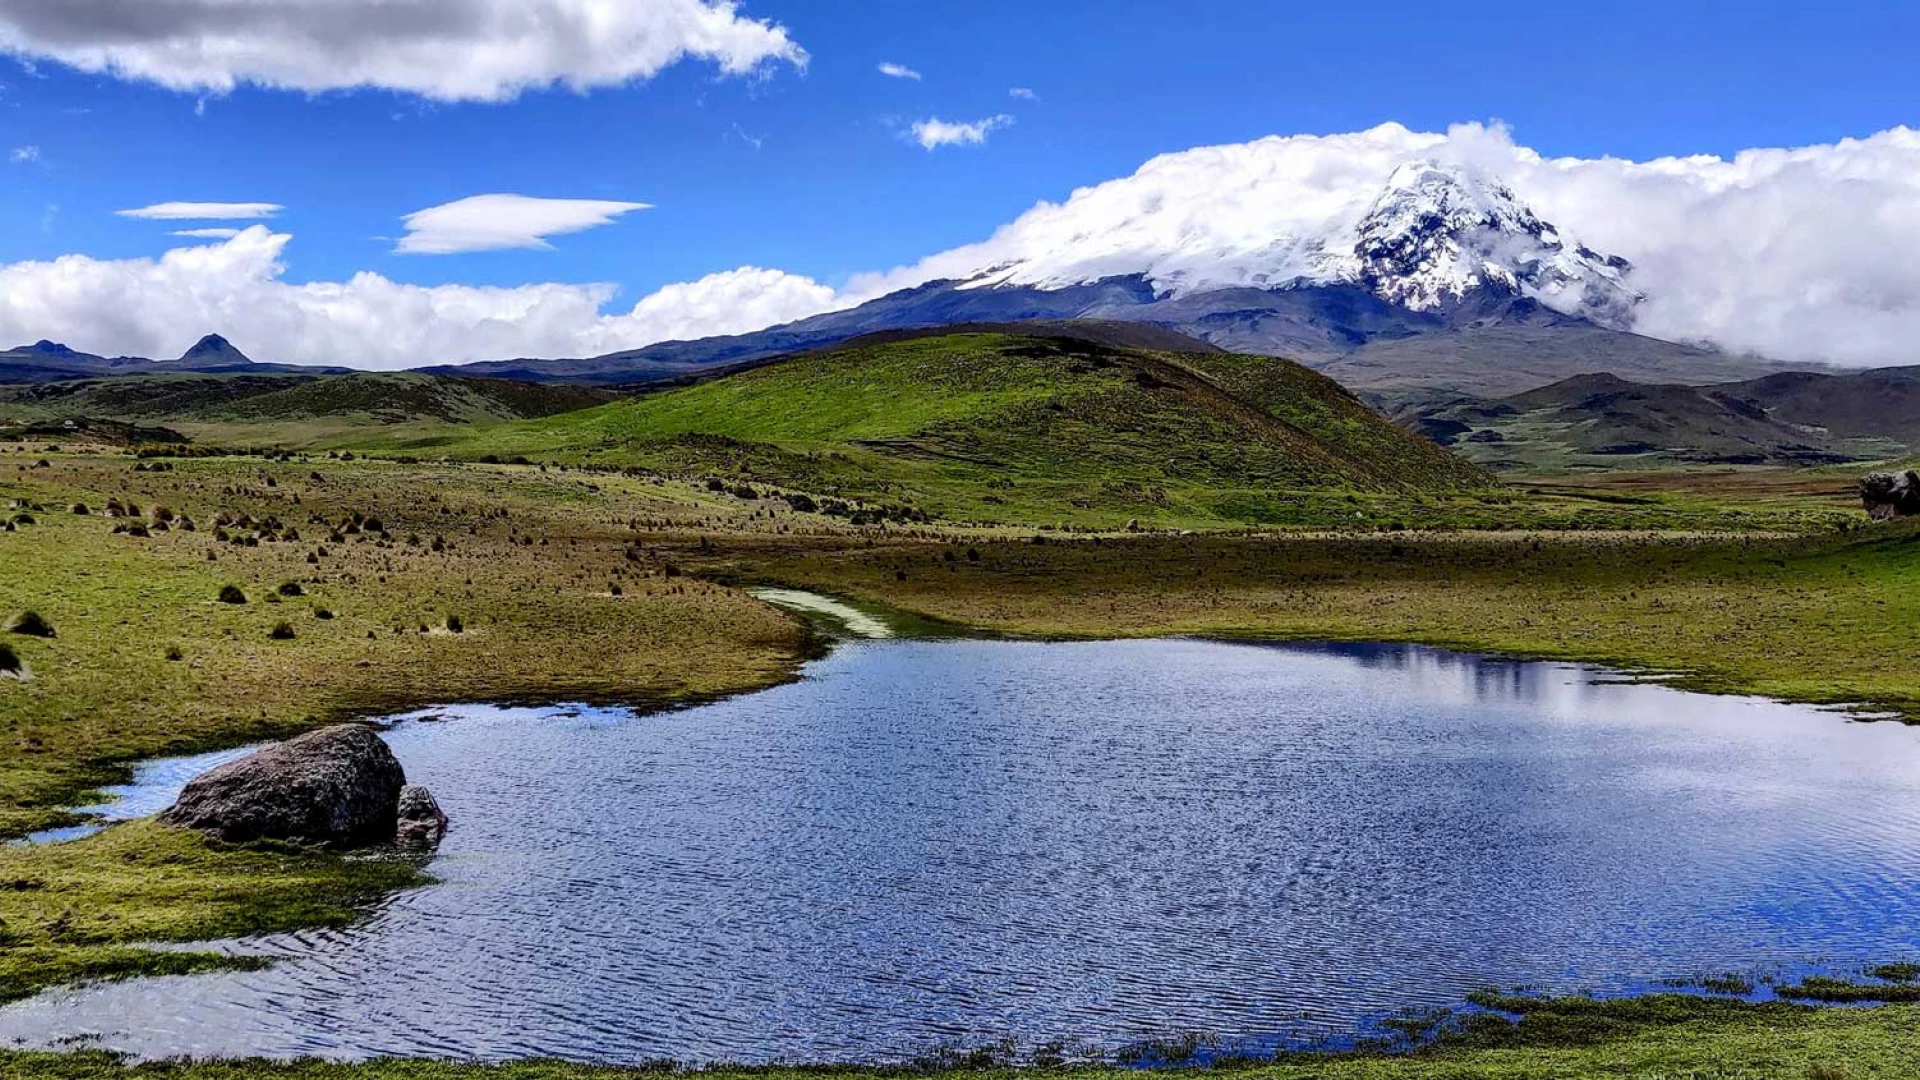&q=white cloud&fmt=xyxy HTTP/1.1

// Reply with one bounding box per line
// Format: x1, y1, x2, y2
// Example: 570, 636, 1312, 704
0, 227, 842, 370
585, 266, 839, 353
396, 194, 651, 255
878, 62, 921, 81
909, 114, 1013, 151
117, 202, 283, 221
1009, 87, 1037, 101
170, 227, 242, 239
0, 0, 806, 104
9, 144, 37, 163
